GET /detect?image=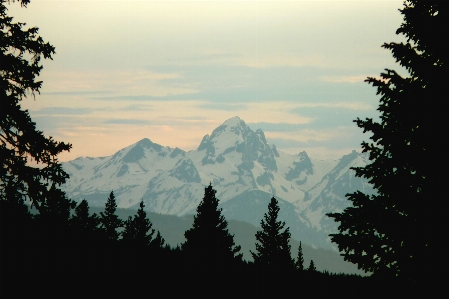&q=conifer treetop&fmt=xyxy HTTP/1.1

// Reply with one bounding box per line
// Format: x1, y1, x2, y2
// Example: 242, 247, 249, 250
251, 197, 294, 270
100, 191, 122, 241
182, 183, 242, 268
